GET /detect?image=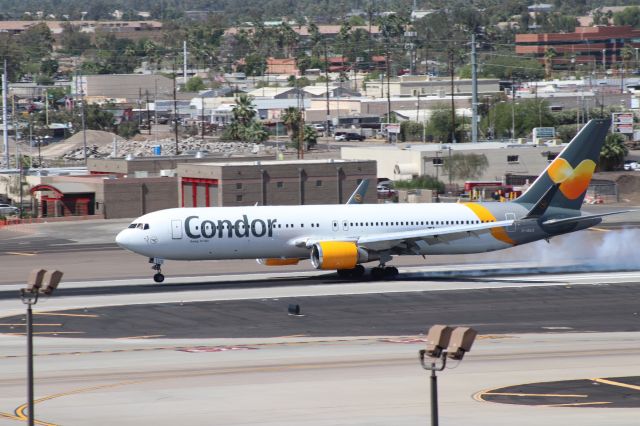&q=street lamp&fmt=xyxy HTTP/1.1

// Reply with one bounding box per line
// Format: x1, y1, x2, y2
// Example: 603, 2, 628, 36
419, 324, 477, 426
20, 268, 64, 426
